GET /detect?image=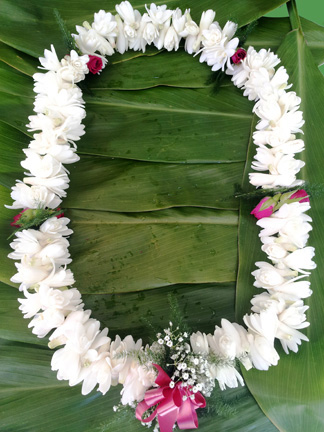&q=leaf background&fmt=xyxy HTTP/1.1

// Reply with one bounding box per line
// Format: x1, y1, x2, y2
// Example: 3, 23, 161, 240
0, 1, 323, 431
